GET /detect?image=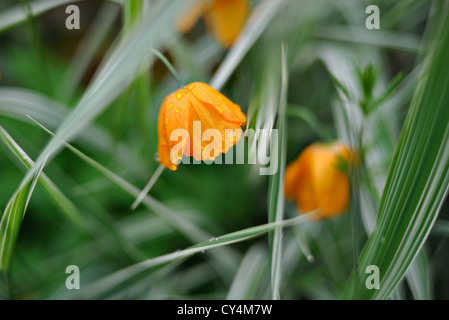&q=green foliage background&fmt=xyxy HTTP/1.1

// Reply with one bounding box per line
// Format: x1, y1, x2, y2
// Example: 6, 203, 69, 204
0, 0, 448, 300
